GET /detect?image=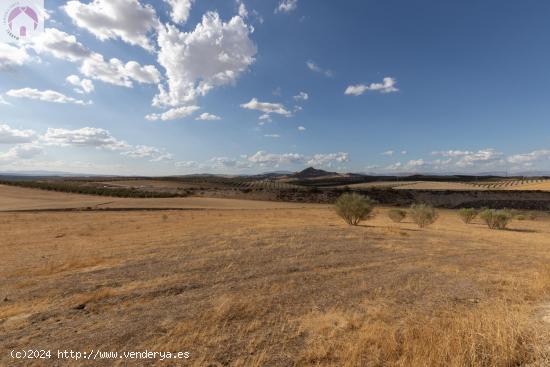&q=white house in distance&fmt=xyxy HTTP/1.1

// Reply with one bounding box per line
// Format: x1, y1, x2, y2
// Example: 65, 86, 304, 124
8, 6, 39, 39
